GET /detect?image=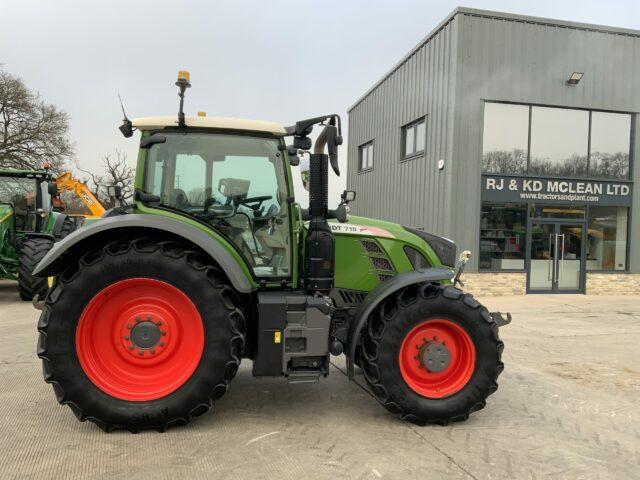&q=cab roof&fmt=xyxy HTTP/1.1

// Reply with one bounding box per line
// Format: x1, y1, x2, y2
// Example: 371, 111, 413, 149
0, 168, 51, 178
132, 116, 287, 136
